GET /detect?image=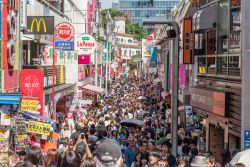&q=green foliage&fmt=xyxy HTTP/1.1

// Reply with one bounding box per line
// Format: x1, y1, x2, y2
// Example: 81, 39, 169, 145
101, 9, 147, 40
128, 54, 141, 71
